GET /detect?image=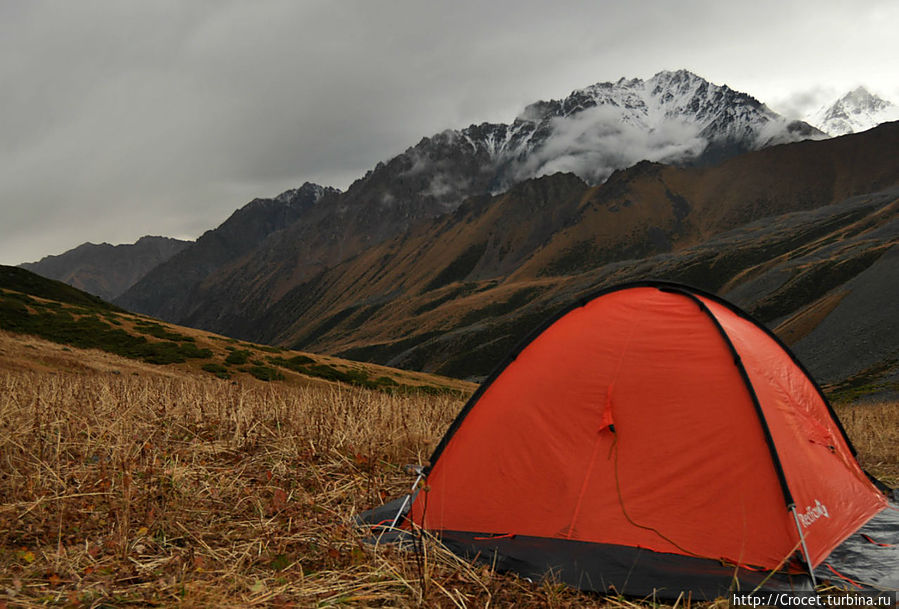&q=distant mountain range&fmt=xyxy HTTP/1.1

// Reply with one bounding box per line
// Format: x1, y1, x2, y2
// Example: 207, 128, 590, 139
381, 68, 825, 202
19, 70, 899, 397
112, 182, 340, 321
27, 72, 890, 309
20, 236, 190, 301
